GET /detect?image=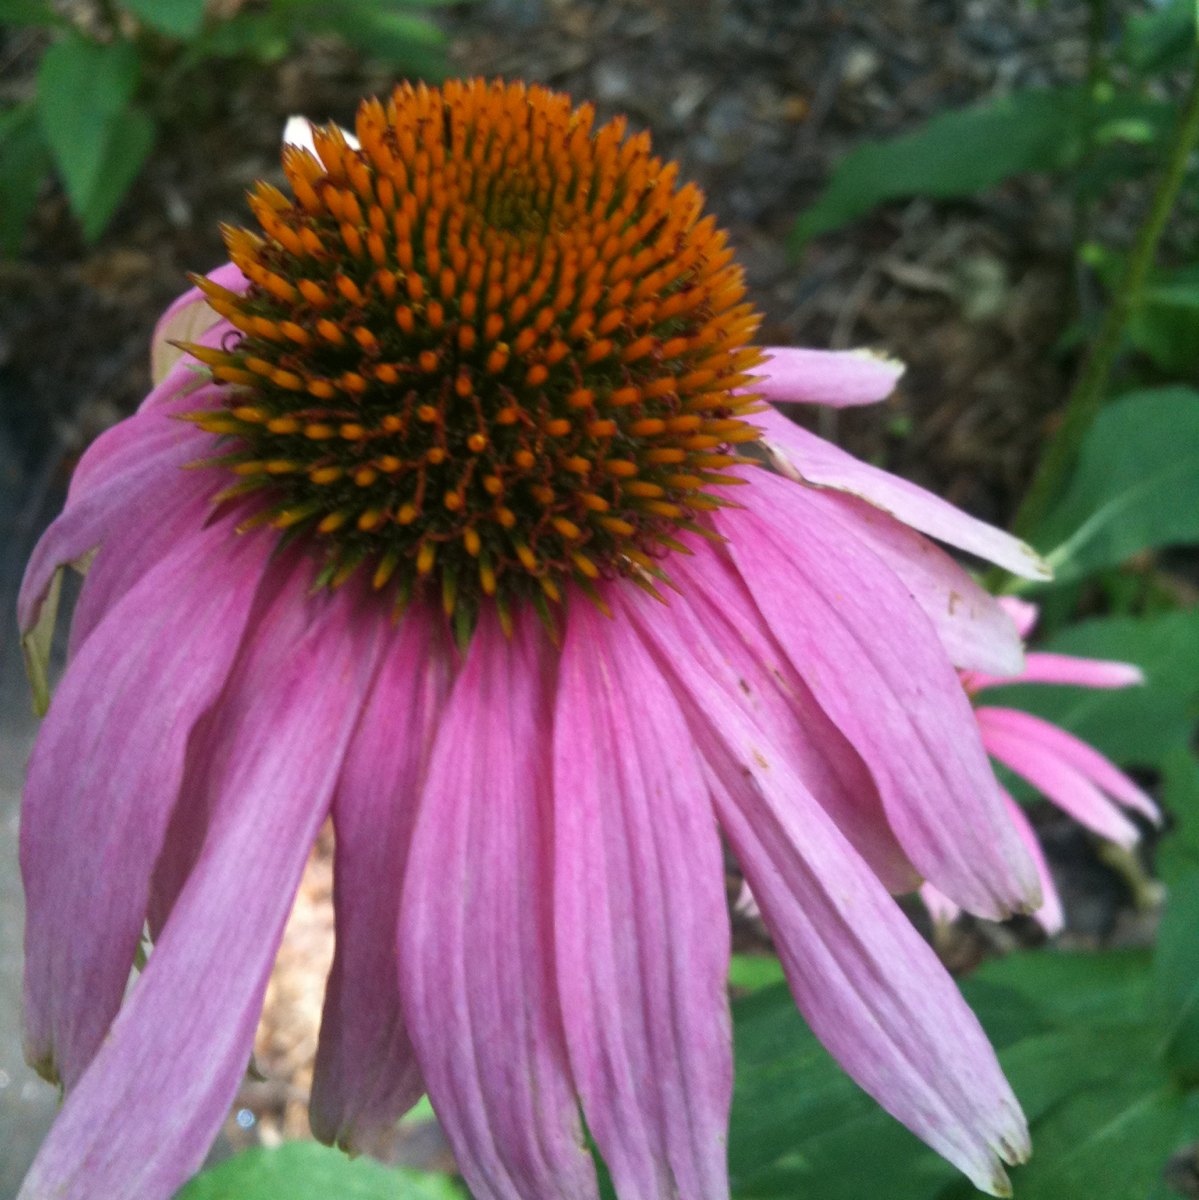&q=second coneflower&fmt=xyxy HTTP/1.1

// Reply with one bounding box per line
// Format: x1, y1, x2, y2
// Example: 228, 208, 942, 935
21, 80, 1048, 1200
